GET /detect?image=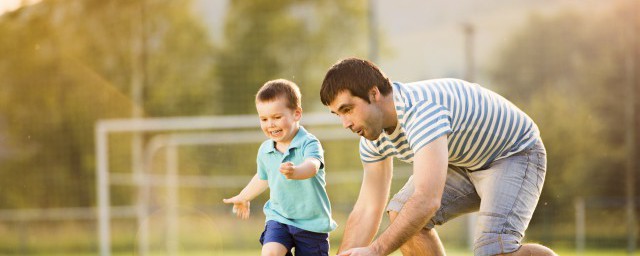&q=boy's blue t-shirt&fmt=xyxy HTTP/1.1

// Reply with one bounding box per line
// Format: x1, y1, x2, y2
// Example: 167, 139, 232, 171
257, 126, 337, 233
